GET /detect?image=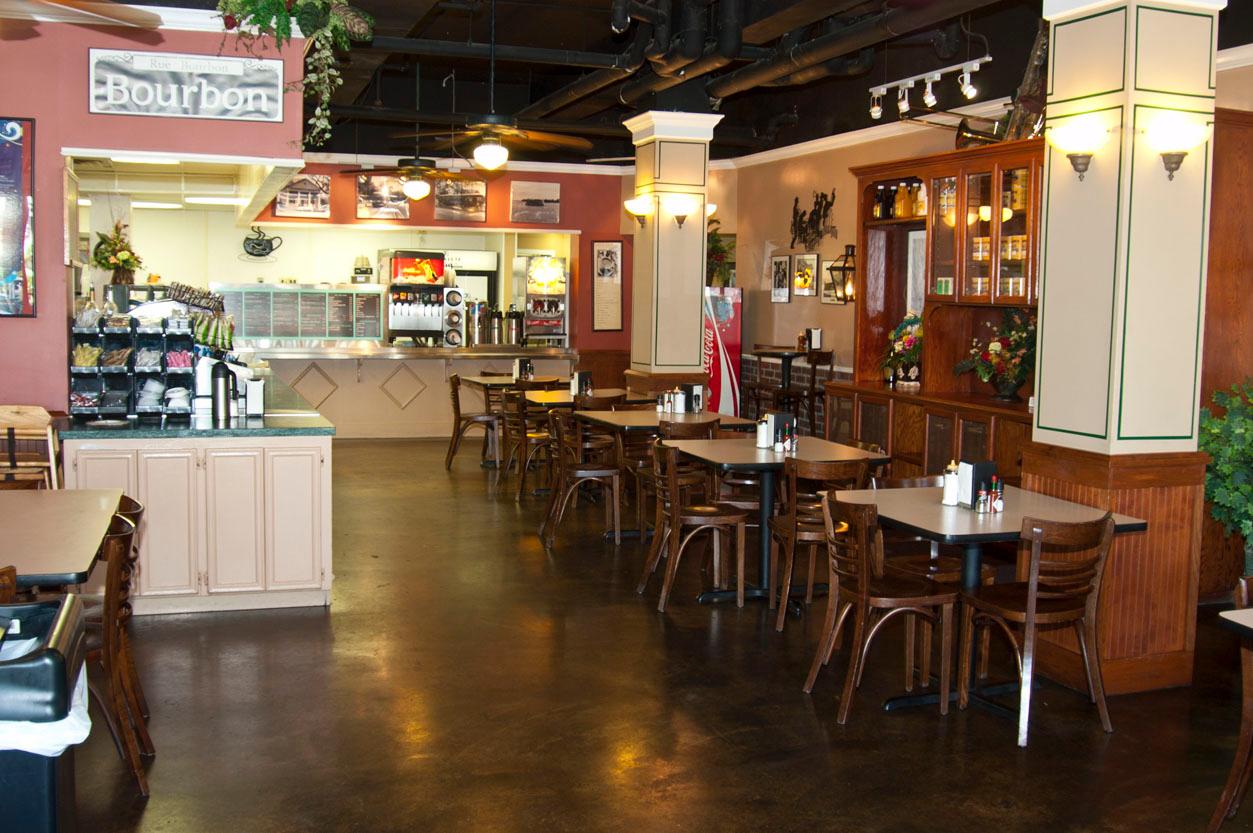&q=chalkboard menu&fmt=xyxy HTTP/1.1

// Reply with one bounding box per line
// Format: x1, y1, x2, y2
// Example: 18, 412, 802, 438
212, 285, 385, 340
